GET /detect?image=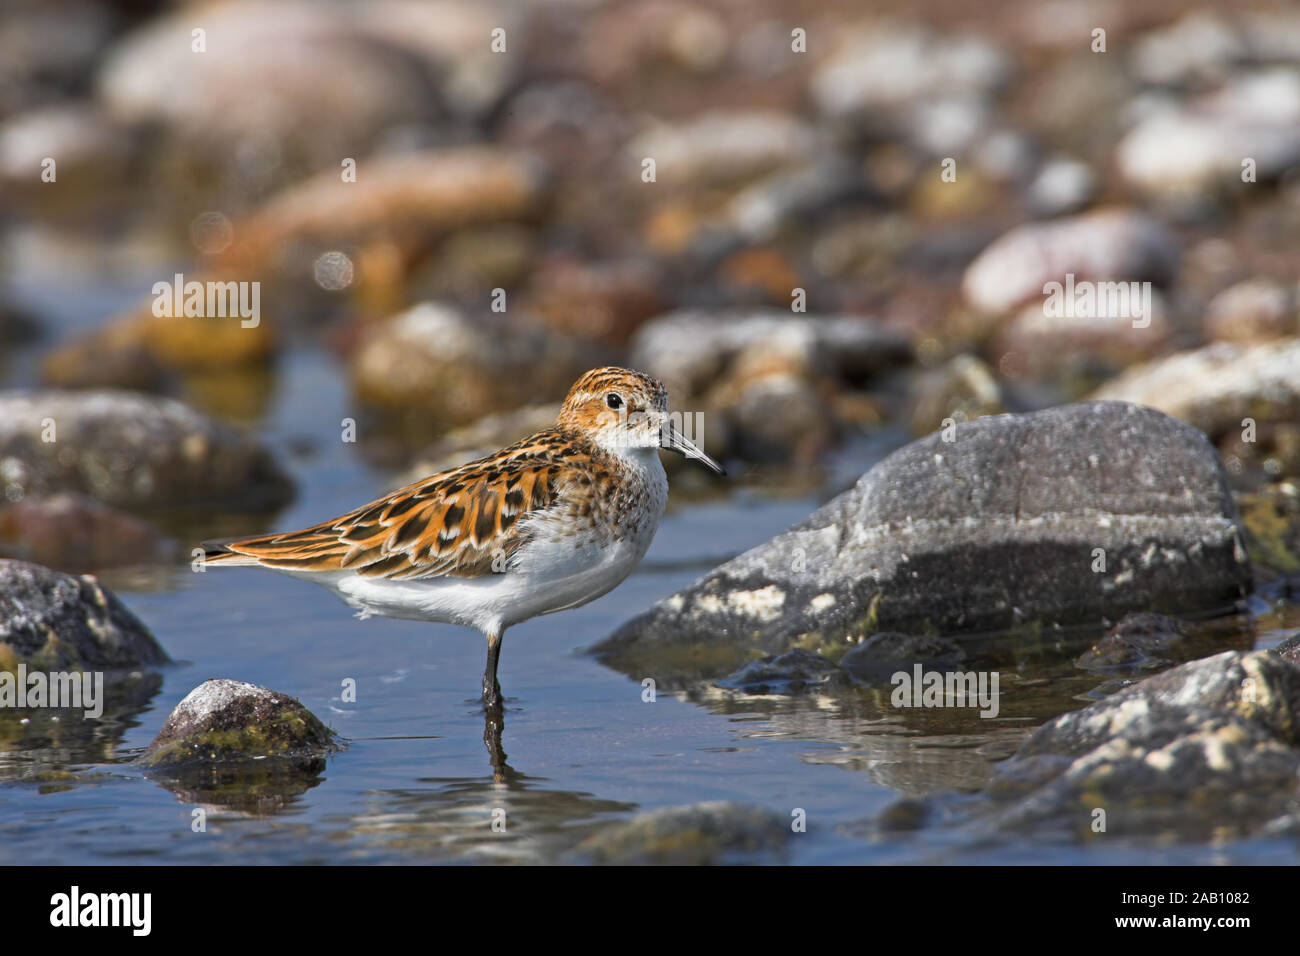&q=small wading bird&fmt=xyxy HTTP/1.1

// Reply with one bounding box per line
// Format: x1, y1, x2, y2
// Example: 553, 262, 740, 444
203, 367, 724, 758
